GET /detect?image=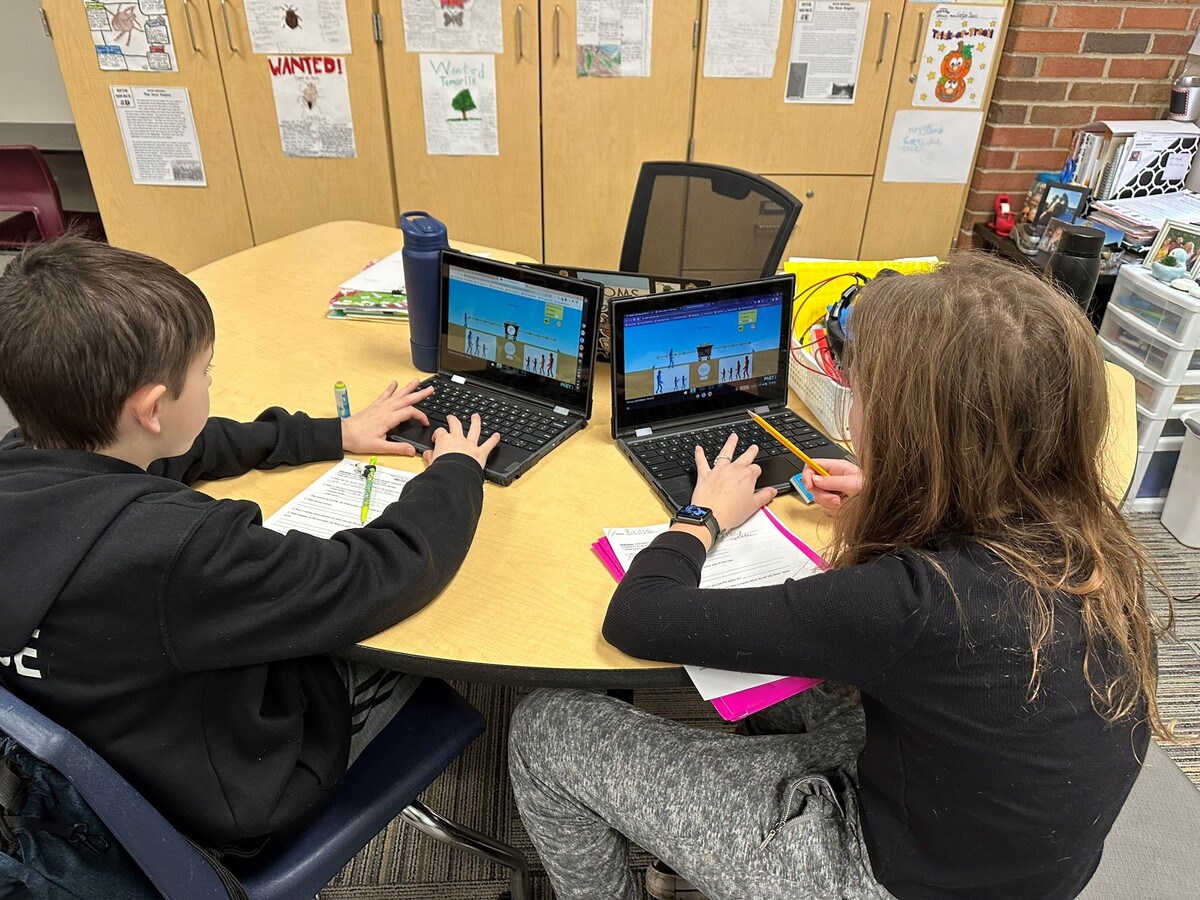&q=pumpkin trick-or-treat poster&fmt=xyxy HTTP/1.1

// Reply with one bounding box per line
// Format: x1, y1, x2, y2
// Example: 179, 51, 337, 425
912, 5, 1004, 109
